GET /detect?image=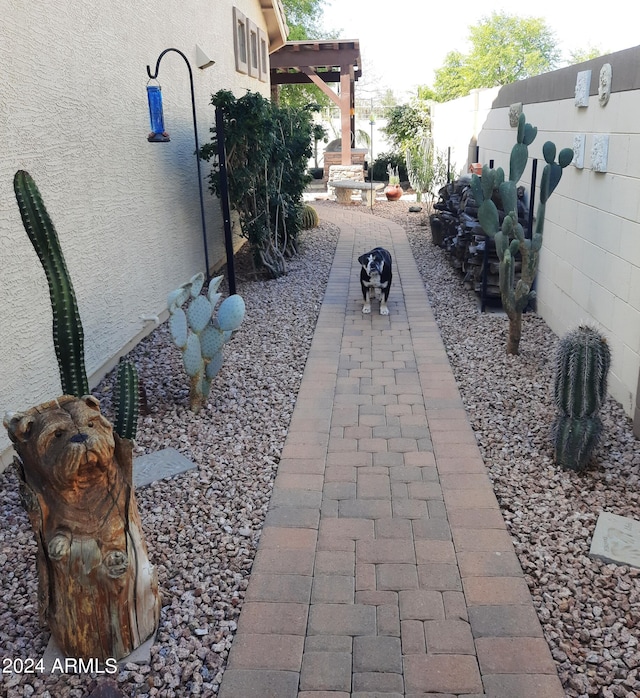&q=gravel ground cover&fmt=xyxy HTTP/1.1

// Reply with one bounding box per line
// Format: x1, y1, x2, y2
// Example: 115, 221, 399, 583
1, 198, 639, 698
0, 223, 339, 698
